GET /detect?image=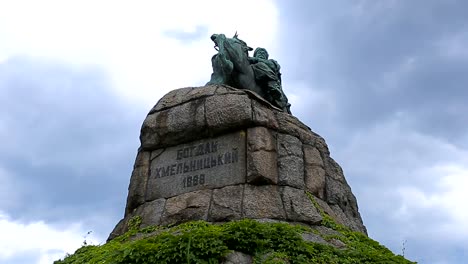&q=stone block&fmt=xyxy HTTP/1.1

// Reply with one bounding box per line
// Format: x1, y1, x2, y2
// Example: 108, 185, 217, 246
110, 198, 166, 240
247, 150, 278, 184
275, 111, 310, 131
280, 186, 322, 224
257, 252, 290, 264
324, 176, 348, 205
150, 85, 217, 113
314, 136, 330, 156
329, 204, 367, 234
214, 85, 232, 95
140, 113, 160, 149
274, 111, 314, 143
247, 127, 276, 152
278, 156, 304, 189
149, 87, 193, 113
160, 189, 212, 225
134, 198, 166, 228
324, 177, 366, 234
324, 157, 346, 182
252, 100, 279, 129
162, 99, 206, 141
150, 149, 165, 161
311, 225, 343, 238
243, 185, 285, 219
140, 99, 206, 149
304, 165, 326, 199
222, 251, 253, 264
215, 85, 246, 95
107, 218, 127, 241
301, 232, 330, 246
310, 196, 330, 214
205, 94, 253, 131
209, 185, 243, 221
277, 133, 302, 158
125, 151, 150, 216
309, 196, 347, 227
185, 85, 218, 99
303, 145, 324, 167
133, 150, 151, 167
146, 131, 246, 200
330, 204, 358, 231
329, 238, 347, 249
